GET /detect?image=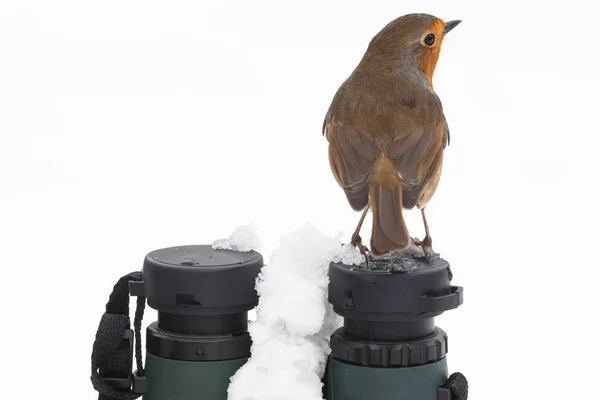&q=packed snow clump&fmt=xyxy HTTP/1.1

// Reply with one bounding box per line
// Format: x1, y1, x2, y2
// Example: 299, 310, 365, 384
227, 223, 362, 400
212, 223, 261, 252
